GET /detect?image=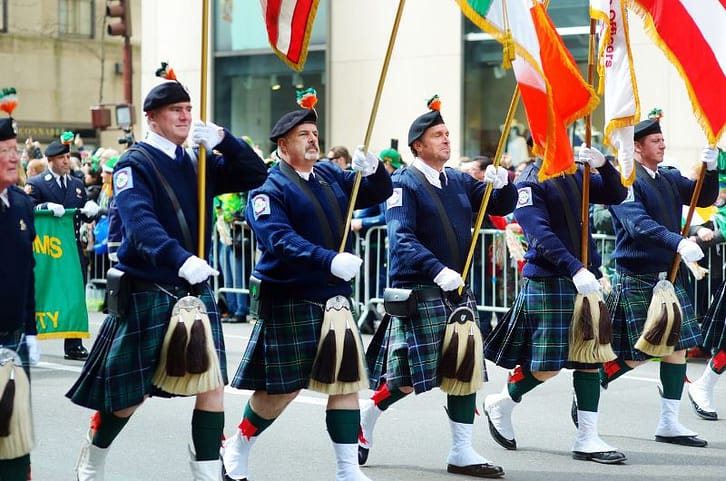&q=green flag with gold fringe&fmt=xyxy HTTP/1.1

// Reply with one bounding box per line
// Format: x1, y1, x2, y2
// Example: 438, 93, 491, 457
32, 211, 89, 340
